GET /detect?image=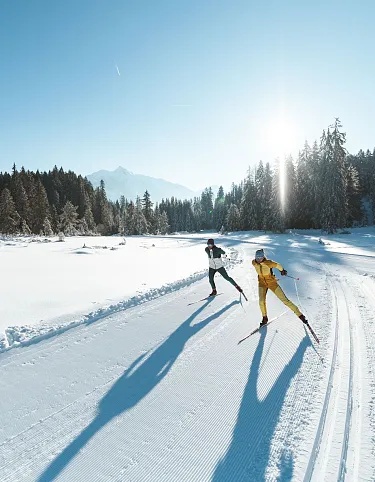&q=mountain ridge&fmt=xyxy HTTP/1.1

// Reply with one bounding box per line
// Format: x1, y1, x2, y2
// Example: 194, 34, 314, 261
86, 166, 218, 203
